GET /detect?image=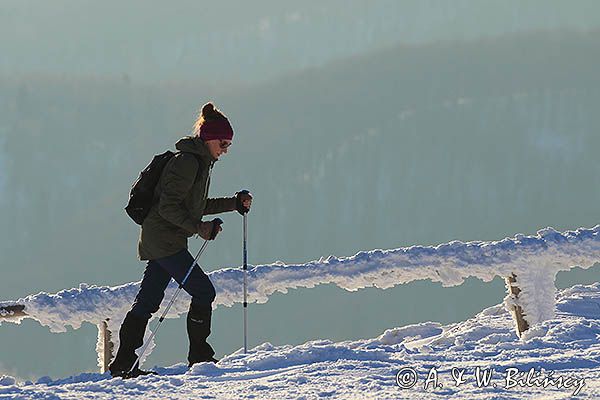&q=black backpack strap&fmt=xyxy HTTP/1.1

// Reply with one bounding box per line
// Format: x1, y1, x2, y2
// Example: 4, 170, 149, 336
152, 152, 203, 204
177, 151, 205, 183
